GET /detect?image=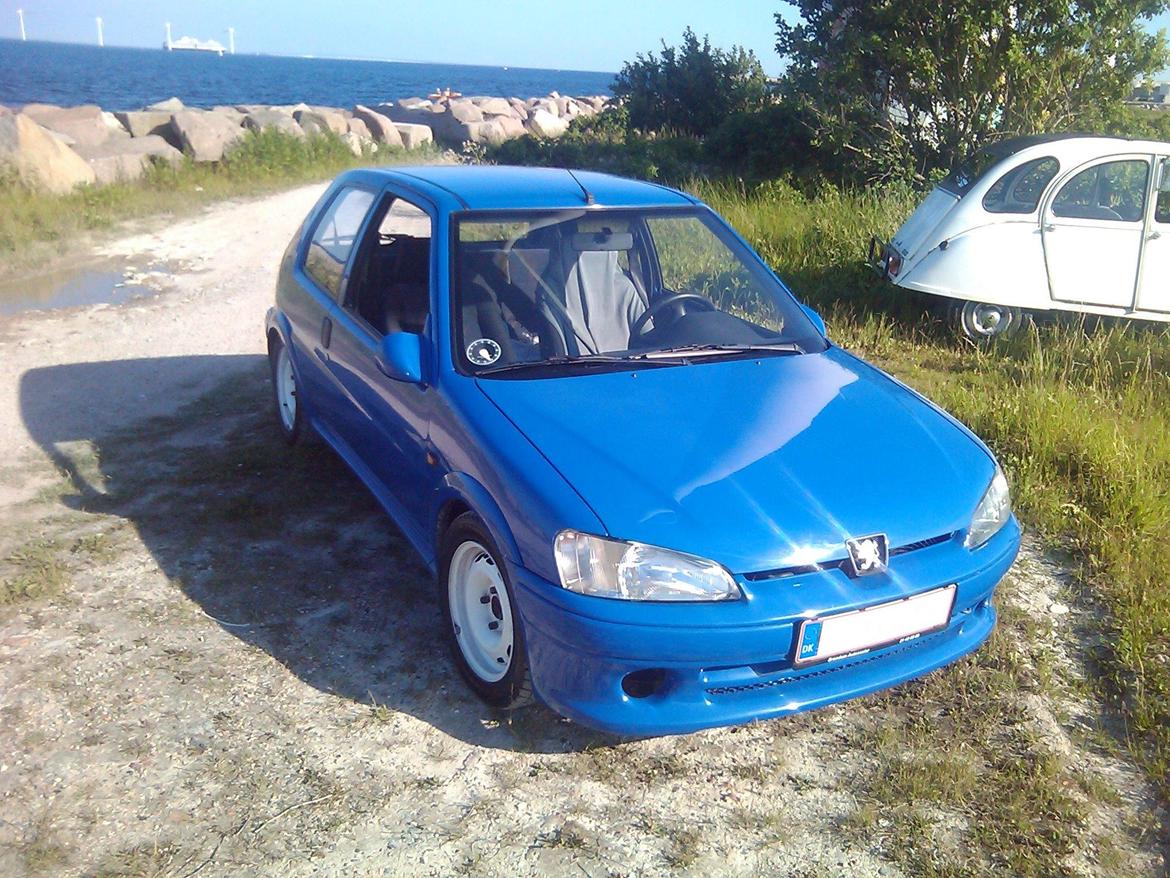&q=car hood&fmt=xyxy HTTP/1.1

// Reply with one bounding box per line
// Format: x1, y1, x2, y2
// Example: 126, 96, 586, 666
476, 348, 994, 574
